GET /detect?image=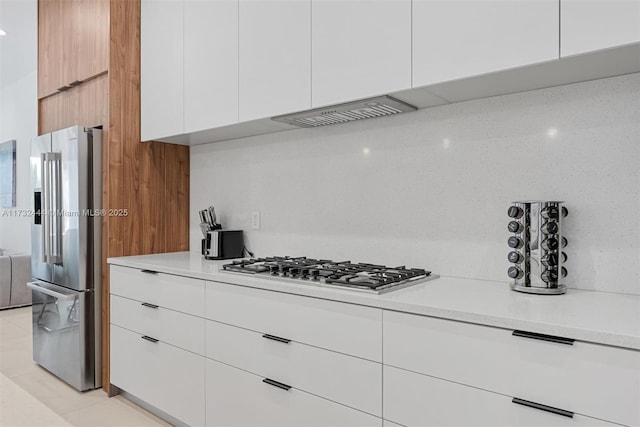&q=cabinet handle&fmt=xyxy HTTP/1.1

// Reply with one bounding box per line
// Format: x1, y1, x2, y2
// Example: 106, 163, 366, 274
69, 80, 81, 86
141, 302, 159, 309
262, 378, 291, 391
262, 334, 291, 344
512, 398, 573, 418
140, 269, 157, 274
141, 335, 158, 343
512, 330, 574, 346
57, 85, 71, 92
